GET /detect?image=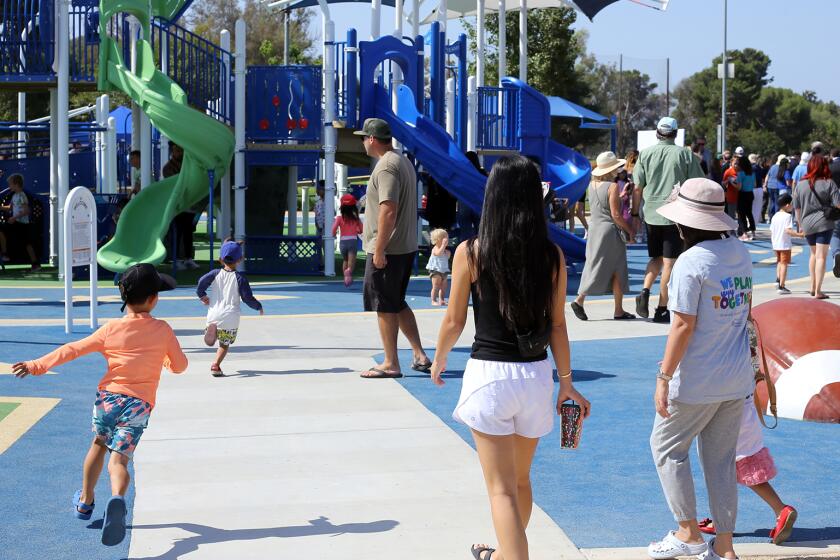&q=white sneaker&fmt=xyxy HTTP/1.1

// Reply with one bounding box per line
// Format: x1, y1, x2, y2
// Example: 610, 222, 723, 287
696, 538, 738, 560
777, 286, 791, 295
185, 259, 200, 270
648, 531, 707, 559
